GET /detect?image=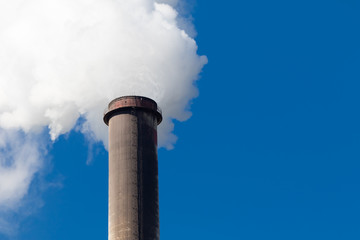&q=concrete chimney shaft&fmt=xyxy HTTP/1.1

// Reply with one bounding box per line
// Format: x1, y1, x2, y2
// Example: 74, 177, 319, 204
104, 96, 162, 240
